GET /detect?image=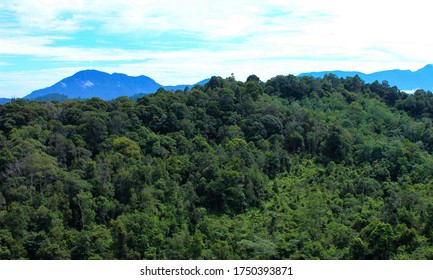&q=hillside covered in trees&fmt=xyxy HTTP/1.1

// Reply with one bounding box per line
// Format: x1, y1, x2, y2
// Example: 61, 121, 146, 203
2, 74, 433, 260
